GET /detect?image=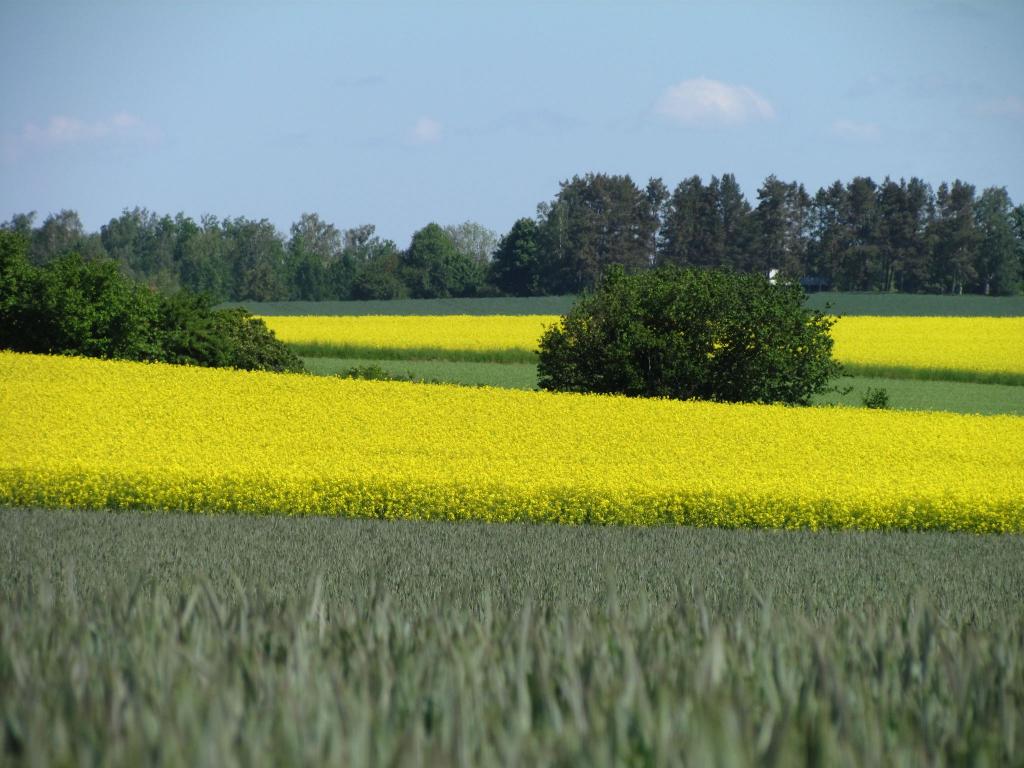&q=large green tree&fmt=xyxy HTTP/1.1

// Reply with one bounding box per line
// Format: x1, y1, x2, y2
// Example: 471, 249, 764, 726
347, 227, 405, 300
658, 174, 753, 271
402, 223, 482, 298
972, 187, 1020, 295
752, 176, 811, 278
178, 215, 231, 299
100, 207, 181, 292
29, 209, 89, 266
537, 265, 839, 405
444, 221, 498, 266
717, 173, 755, 272
842, 176, 881, 290
658, 176, 712, 268
539, 173, 660, 293
490, 218, 543, 296
807, 181, 848, 286
286, 213, 344, 300
222, 217, 288, 301
877, 177, 934, 293
930, 181, 979, 294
